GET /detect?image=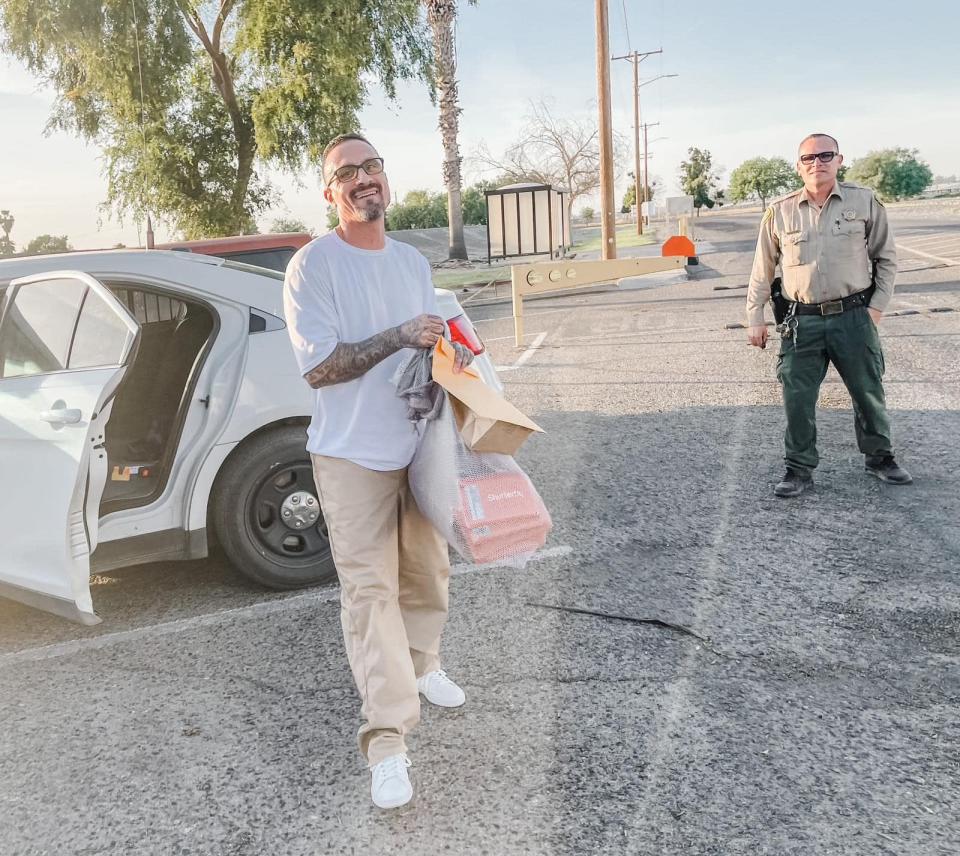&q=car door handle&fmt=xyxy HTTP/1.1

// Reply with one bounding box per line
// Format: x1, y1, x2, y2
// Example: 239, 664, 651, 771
39, 408, 82, 425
